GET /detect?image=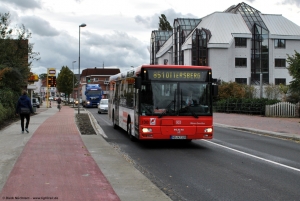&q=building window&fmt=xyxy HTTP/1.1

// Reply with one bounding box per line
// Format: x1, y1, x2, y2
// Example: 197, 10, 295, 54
192, 28, 211, 66
235, 78, 247, 84
275, 59, 286, 68
235, 58, 247, 67
235, 38, 247, 47
274, 39, 285, 48
275, 78, 286, 85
